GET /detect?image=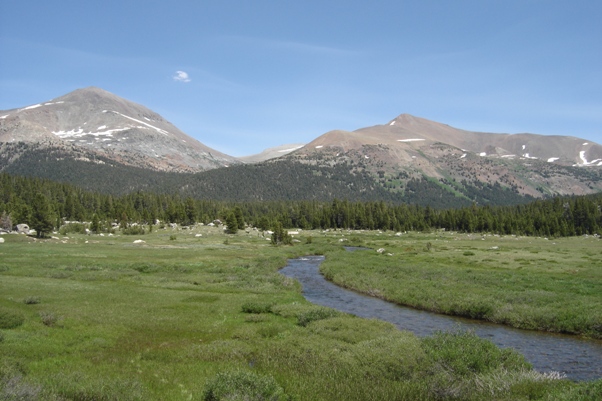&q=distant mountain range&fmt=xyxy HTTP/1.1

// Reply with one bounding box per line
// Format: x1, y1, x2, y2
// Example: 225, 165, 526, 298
1, 87, 601, 206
